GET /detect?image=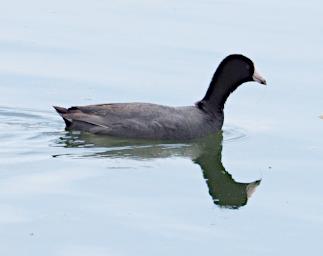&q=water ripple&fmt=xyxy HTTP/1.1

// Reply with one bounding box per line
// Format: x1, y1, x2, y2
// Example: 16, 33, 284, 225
0, 106, 247, 160
223, 125, 247, 142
